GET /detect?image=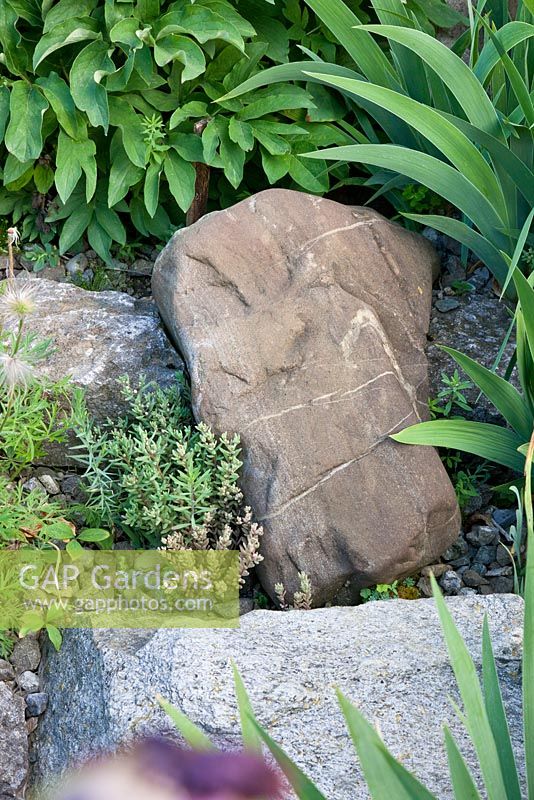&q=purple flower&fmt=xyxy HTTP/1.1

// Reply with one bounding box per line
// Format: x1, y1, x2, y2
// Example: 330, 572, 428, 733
133, 738, 281, 799
57, 738, 282, 800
